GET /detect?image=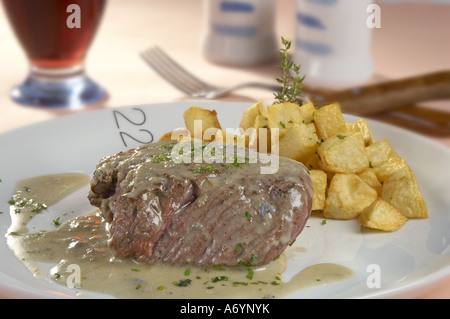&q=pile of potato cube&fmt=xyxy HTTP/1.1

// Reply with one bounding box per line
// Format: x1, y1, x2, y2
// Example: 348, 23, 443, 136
162, 102, 427, 232
239, 101, 428, 232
